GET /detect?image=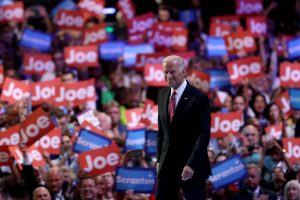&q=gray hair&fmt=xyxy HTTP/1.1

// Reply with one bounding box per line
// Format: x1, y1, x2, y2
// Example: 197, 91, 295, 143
284, 180, 300, 200
162, 55, 186, 71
